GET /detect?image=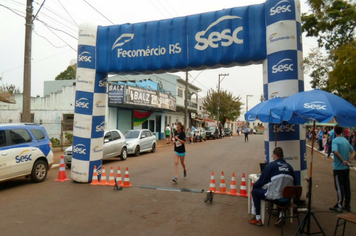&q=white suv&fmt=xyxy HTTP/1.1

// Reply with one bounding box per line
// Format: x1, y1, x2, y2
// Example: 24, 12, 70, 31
0, 124, 54, 183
